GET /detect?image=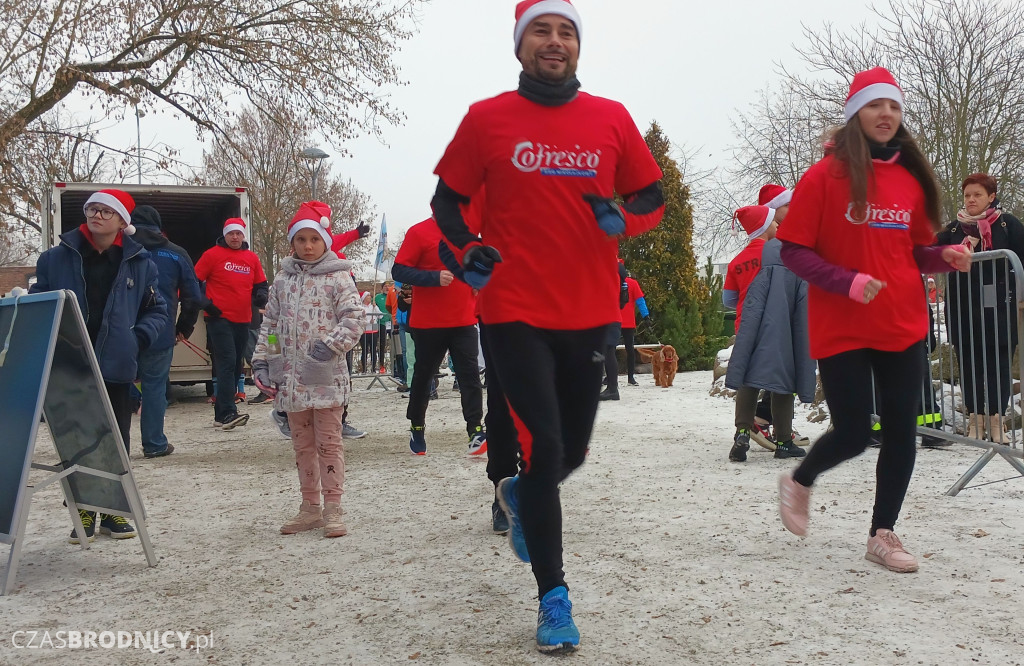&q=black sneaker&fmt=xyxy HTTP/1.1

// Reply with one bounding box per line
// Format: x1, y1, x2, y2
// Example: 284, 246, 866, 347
492, 500, 509, 534
599, 387, 620, 401
144, 443, 175, 459
867, 433, 882, 448
921, 434, 952, 448
627, 378, 639, 386
248, 392, 272, 404
99, 514, 137, 539
397, 383, 410, 393
729, 430, 750, 462
68, 510, 96, 544
221, 412, 250, 430
774, 439, 807, 459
